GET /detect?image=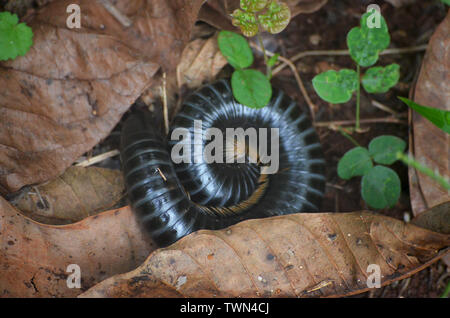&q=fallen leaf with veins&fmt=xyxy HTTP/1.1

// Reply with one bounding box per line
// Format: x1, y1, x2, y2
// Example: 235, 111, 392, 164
80, 211, 449, 298
0, 0, 204, 195
11, 166, 125, 225
0, 197, 155, 297
408, 11, 450, 215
